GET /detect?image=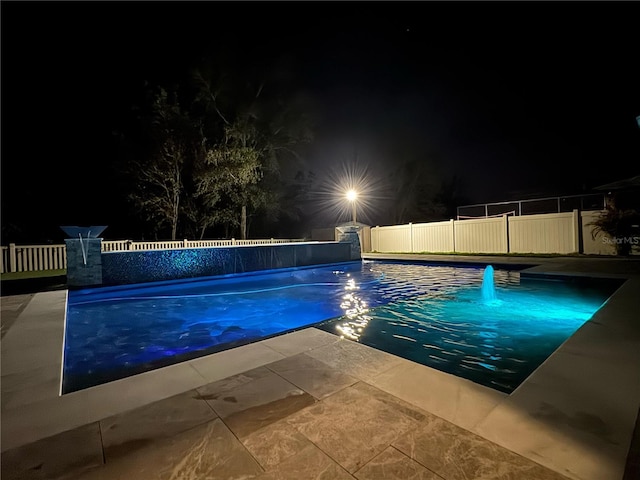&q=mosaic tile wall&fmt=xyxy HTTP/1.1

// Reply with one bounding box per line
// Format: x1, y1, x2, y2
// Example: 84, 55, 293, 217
101, 242, 354, 286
